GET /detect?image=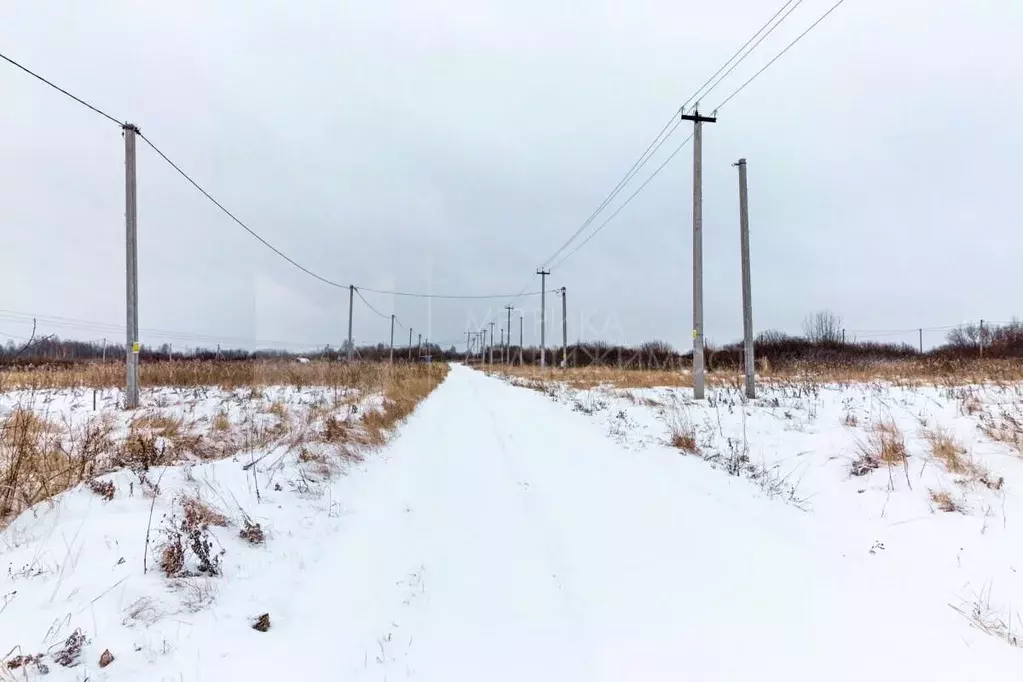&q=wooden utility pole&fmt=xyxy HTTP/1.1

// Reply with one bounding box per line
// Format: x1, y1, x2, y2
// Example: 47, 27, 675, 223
537, 268, 550, 368
735, 158, 755, 399
681, 108, 716, 400
417, 332, 422, 360
123, 123, 140, 409
560, 287, 567, 368
389, 314, 395, 364
347, 285, 355, 362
